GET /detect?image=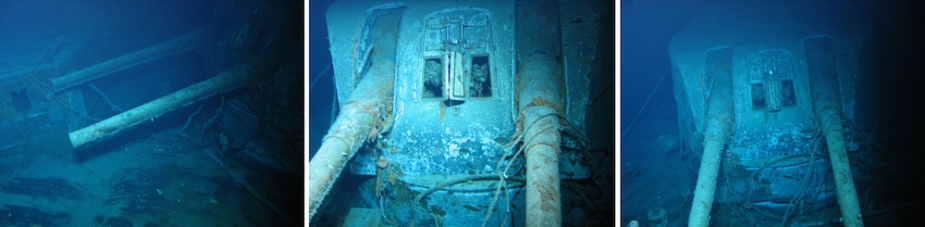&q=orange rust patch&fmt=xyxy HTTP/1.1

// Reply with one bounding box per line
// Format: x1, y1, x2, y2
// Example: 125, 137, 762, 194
538, 185, 560, 212
368, 125, 379, 141
527, 97, 561, 113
